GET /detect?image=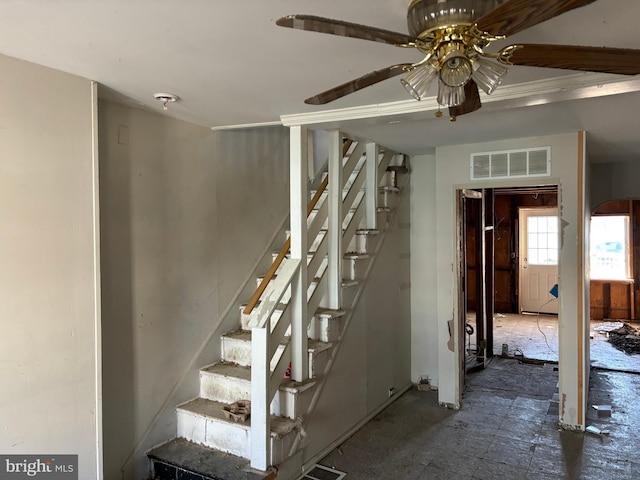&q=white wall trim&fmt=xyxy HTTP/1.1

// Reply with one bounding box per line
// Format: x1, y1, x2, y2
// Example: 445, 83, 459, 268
90, 81, 104, 480
210, 120, 282, 131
